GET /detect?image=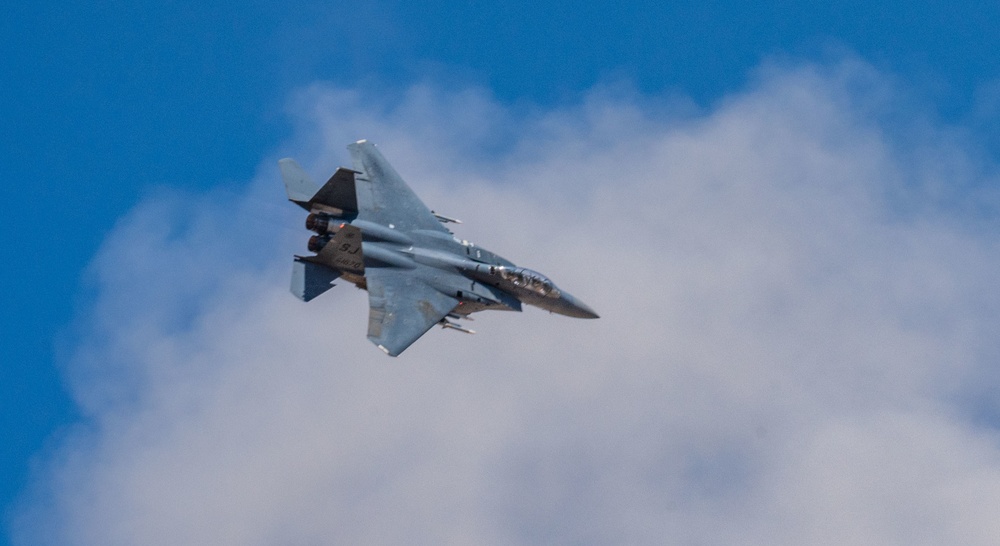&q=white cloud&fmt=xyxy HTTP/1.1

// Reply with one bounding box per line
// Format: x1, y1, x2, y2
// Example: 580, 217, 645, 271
12, 59, 1000, 545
